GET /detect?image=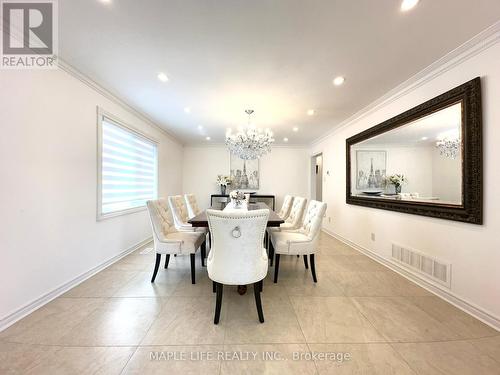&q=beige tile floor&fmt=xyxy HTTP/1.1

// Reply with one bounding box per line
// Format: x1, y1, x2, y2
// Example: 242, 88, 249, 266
1, 232, 499, 374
